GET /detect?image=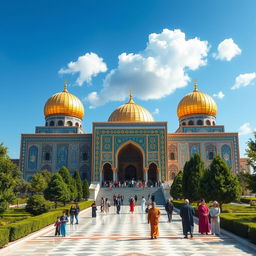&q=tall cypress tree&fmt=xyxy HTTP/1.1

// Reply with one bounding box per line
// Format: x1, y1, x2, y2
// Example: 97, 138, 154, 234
201, 156, 241, 208
82, 179, 90, 200
170, 171, 183, 199
73, 171, 83, 201
182, 153, 205, 202
58, 166, 76, 201
44, 173, 70, 206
